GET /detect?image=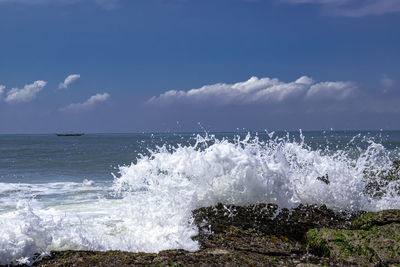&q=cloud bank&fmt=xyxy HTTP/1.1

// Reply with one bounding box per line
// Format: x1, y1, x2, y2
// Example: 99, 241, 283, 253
59, 74, 80, 89
282, 0, 400, 17
5, 80, 47, 103
149, 76, 357, 106
60, 92, 110, 112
